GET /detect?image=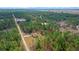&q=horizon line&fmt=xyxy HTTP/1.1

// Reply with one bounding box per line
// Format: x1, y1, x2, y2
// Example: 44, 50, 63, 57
0, 7, 79, 9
